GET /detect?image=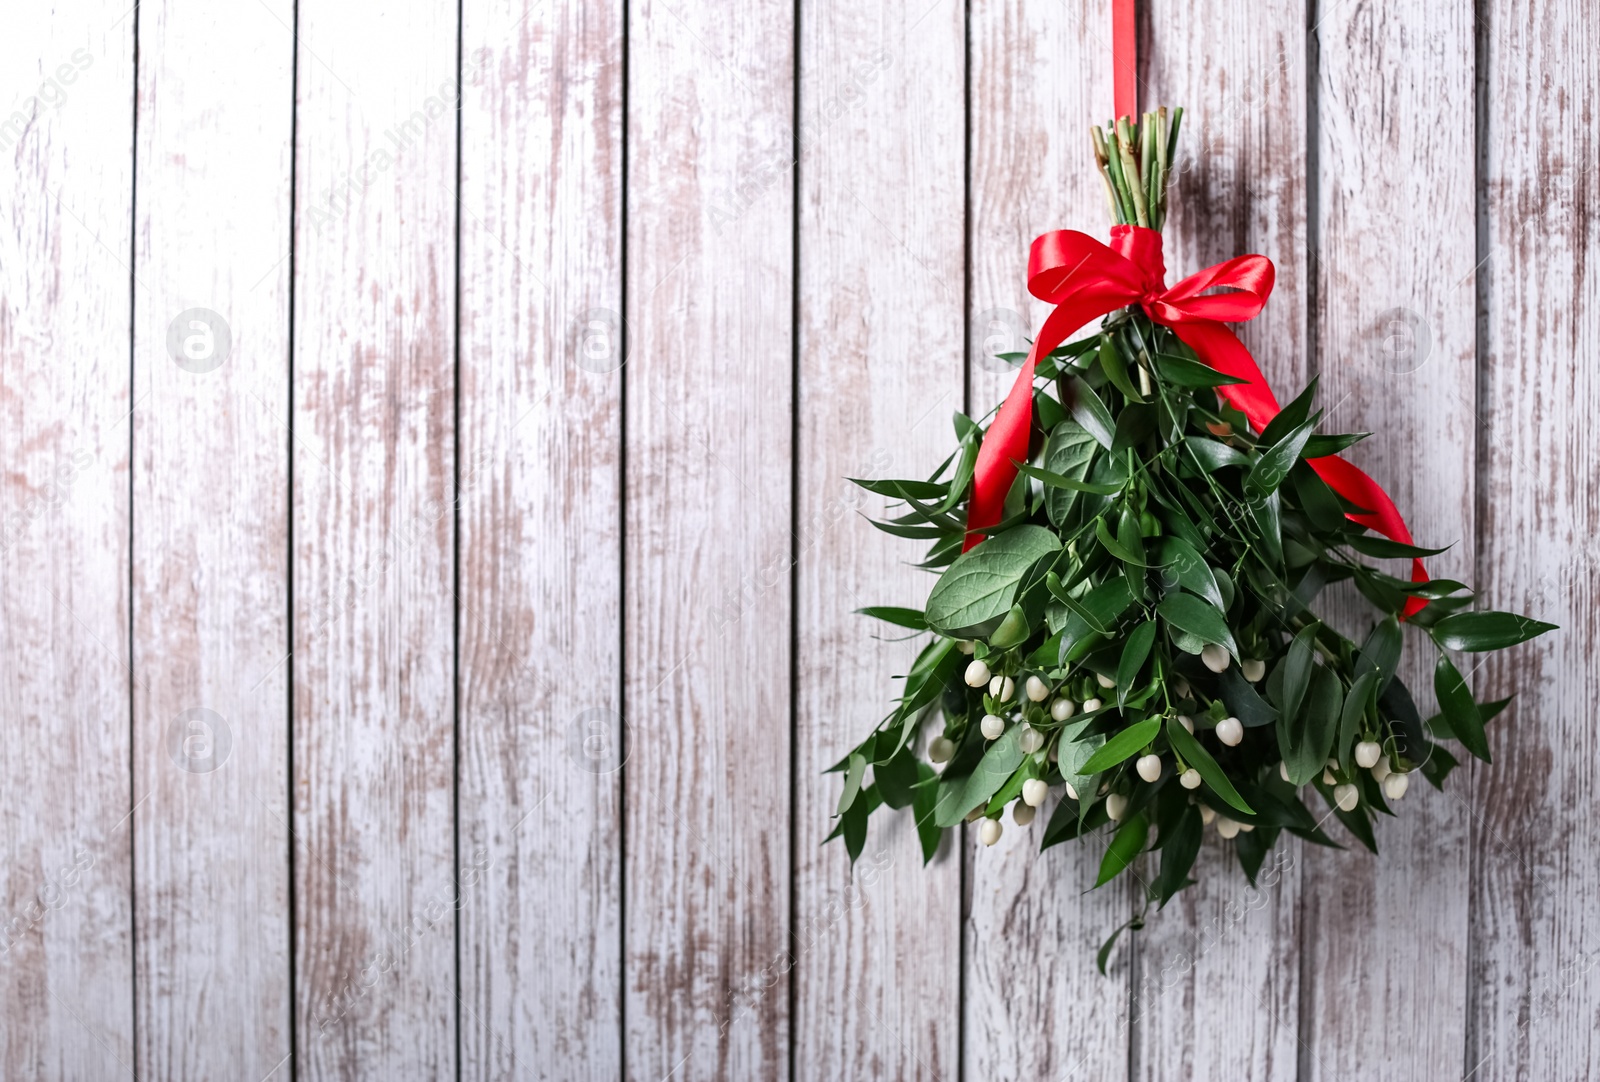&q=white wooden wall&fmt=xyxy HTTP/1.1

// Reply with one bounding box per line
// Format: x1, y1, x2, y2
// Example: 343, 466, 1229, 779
1, 1, 1594, 1078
